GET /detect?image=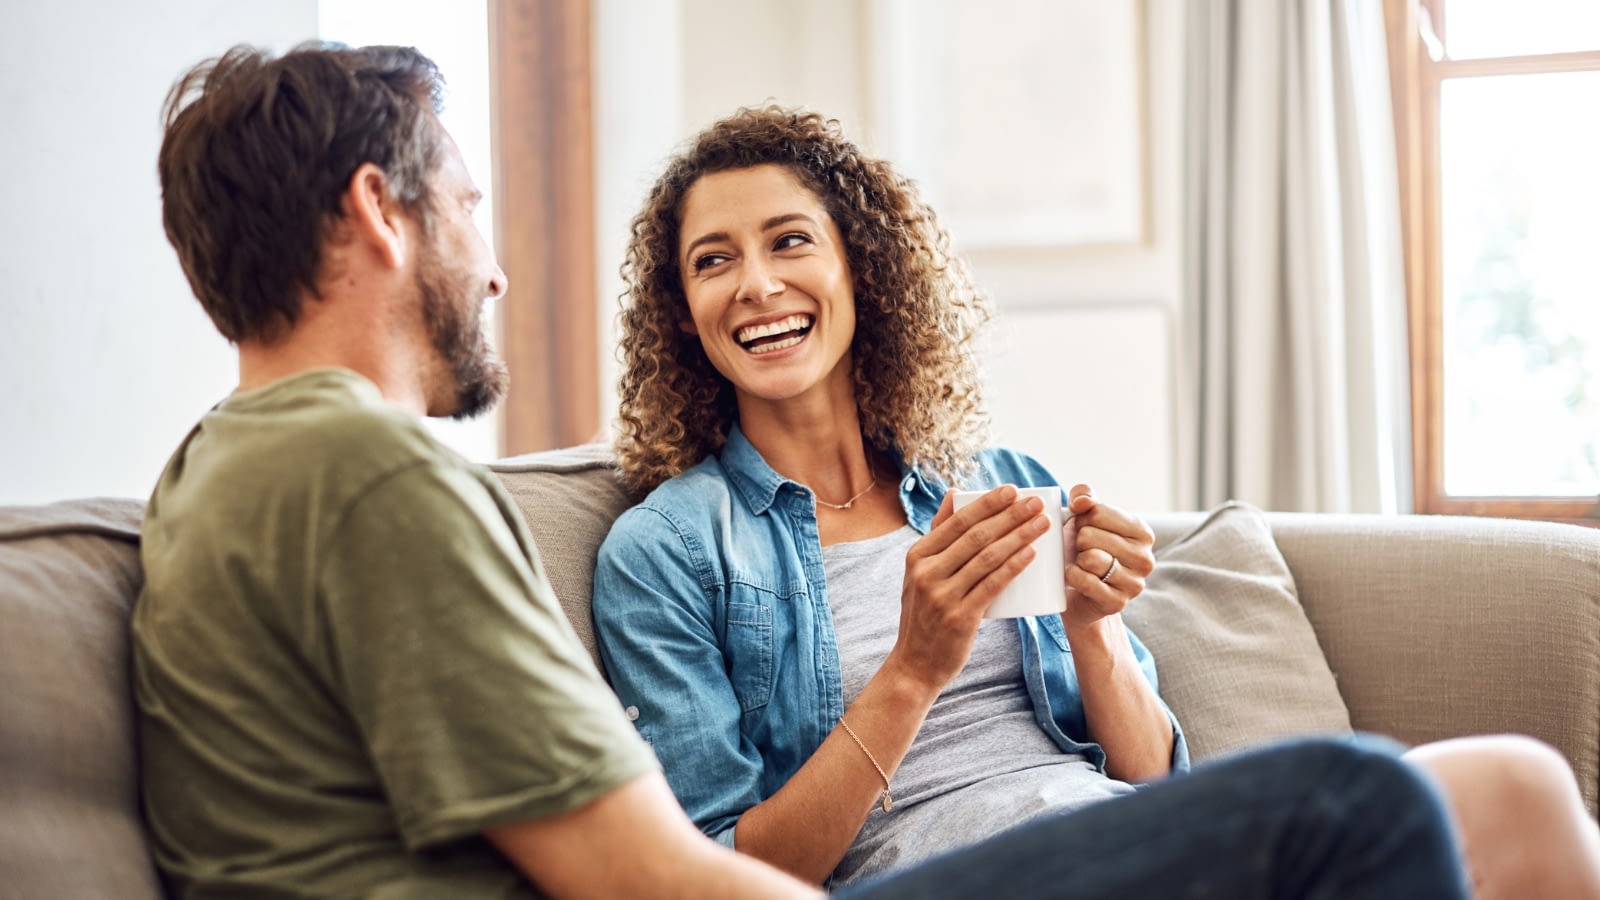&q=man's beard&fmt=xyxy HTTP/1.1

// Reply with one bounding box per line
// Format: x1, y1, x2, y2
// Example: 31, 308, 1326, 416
417, 247, 508, 420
